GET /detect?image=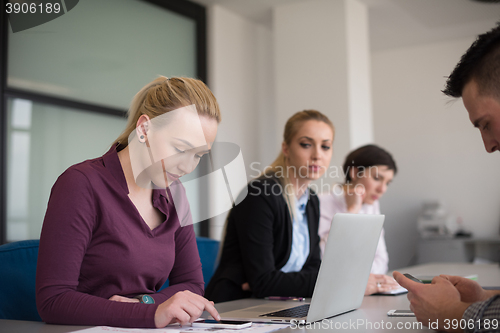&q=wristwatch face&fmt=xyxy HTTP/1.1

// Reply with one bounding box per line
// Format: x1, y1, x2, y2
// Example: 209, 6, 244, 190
141, 295, 155, 304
